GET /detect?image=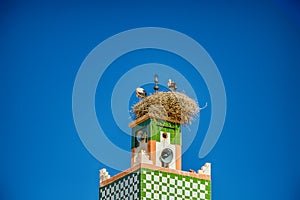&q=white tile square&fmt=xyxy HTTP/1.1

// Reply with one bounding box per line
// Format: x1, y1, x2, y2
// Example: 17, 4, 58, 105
185, 190, 190, 196
177, 180, 182, 186
146, 174, 151, 180
170, 187, 175, 193
192, 191, 197, 197
193, 183, 198, 189
200, 184, 205, 190
185, 181, 190, 187
146, 192, 151, 198
170, 179, 175, 185
177, 189, 182, 195
162, 186, 167, 192
200, 193, 205, 199
146, 183, 151, 189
